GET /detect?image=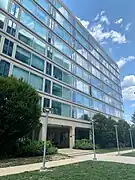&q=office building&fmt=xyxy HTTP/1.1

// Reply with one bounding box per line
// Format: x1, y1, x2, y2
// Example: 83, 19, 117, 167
0, 0, 124, 148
